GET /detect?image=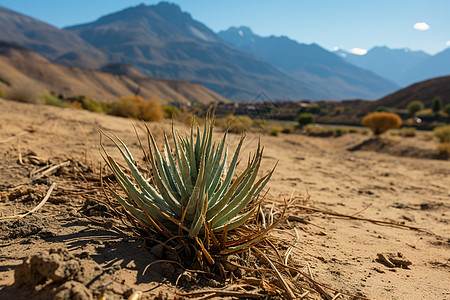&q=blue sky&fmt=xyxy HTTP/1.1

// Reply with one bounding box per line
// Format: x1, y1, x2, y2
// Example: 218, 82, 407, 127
1, 0, 449, 55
